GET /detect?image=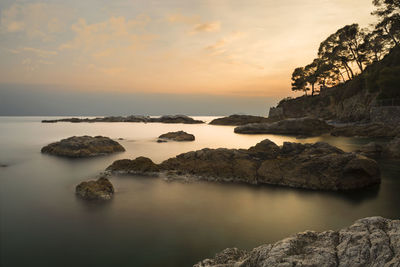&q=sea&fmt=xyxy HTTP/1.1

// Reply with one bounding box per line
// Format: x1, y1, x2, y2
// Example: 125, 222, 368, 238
1, 116, 399, 266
